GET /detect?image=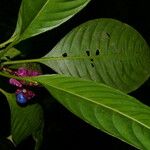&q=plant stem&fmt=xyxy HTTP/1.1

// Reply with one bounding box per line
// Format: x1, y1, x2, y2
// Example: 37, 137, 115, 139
0, 71, 13, 78
2, 55, 99, 66
2, 58, 42, 66
0, 88, 7, 96
0, 36, 17, 48
0, 71, 29, 83
0, 36, 19, 59
0, 42, 16, 57
0, 38, 13, 48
